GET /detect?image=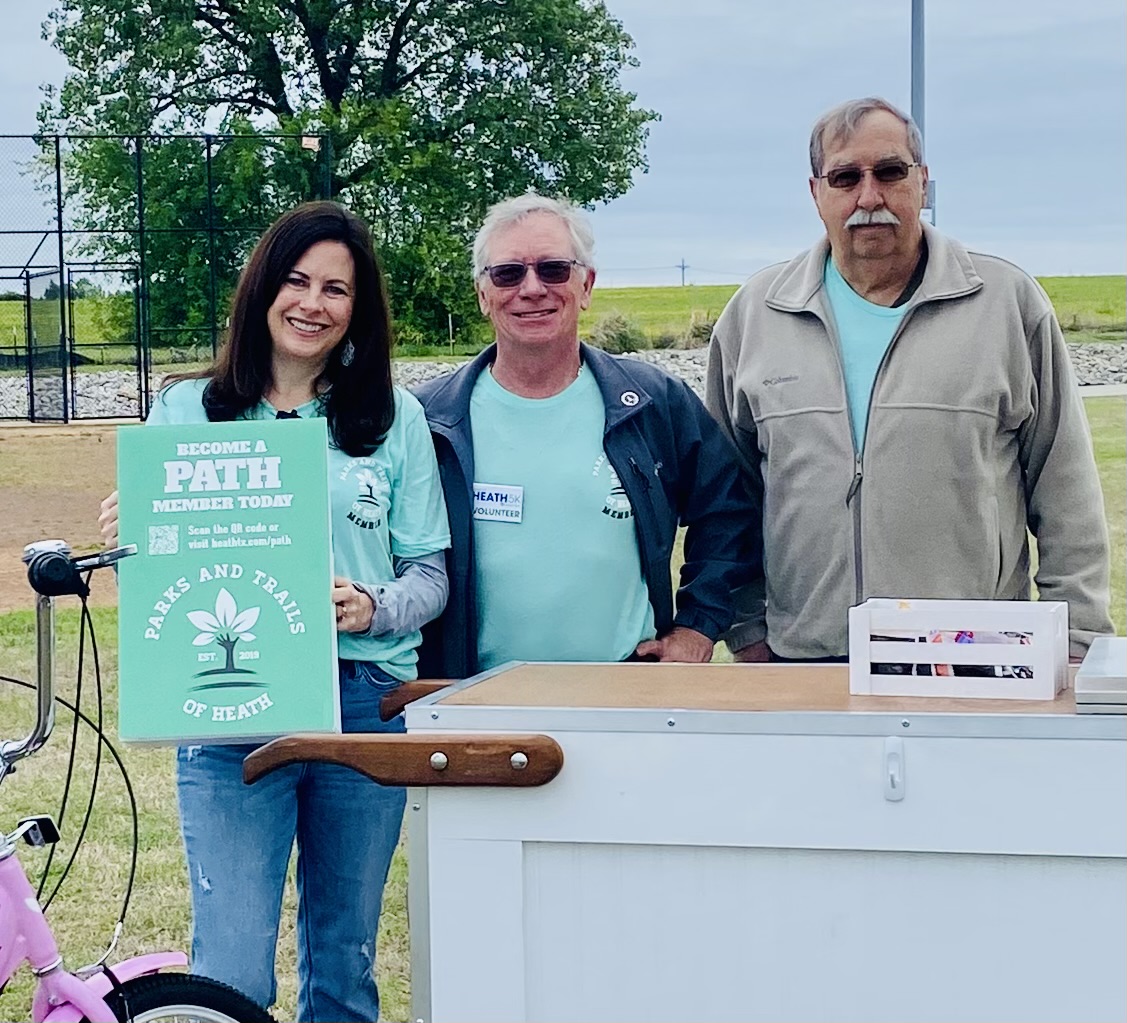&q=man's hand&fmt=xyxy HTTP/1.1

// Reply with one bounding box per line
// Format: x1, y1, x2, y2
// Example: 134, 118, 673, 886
634, 626, 714, 663
332, 576, 375, 634
98, 490, 120, 547
732, 639, 771, 662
